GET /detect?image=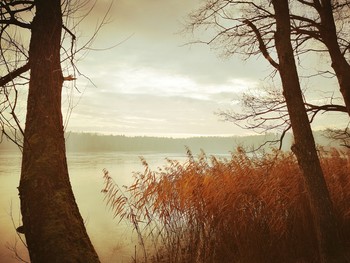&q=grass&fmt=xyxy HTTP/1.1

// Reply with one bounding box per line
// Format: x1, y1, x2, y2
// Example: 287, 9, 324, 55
102, 147, 350, 263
